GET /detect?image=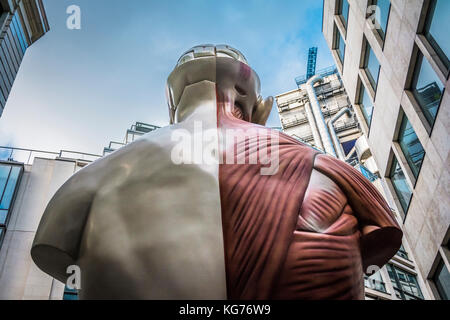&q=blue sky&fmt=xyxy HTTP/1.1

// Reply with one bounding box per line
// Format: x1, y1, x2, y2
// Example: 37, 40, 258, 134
0, 0, 335, 155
